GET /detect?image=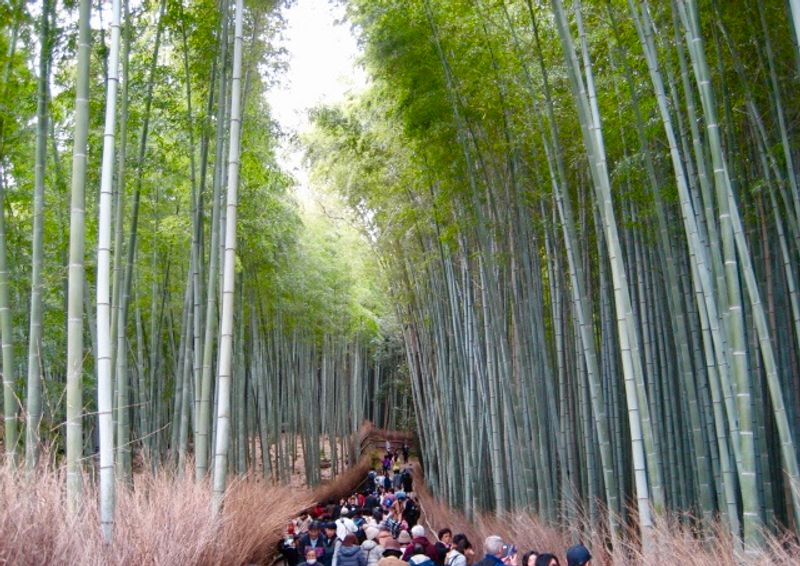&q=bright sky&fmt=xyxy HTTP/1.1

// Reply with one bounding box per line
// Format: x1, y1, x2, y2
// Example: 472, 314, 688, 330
267, 0, 367, 206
